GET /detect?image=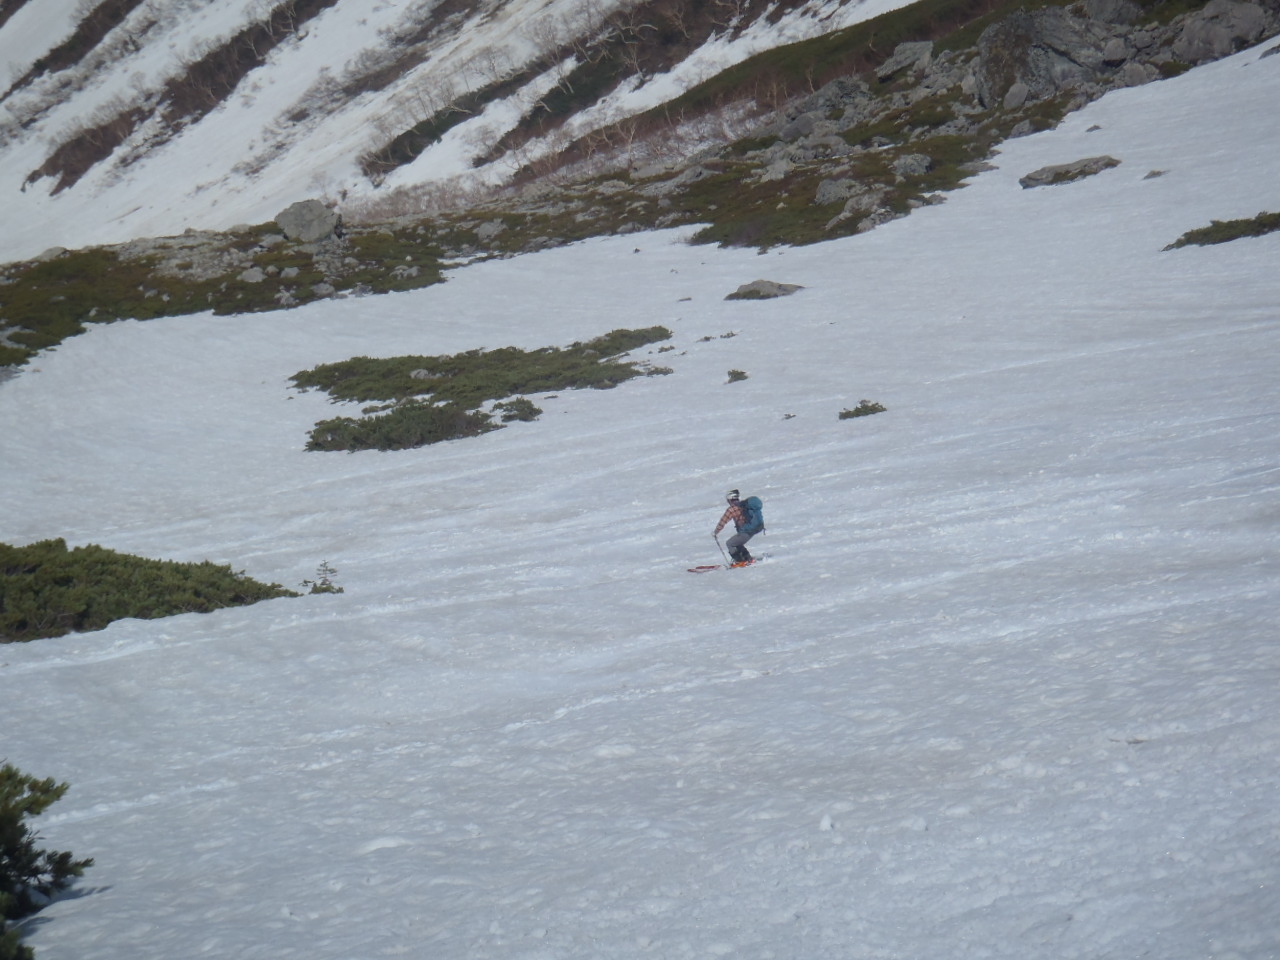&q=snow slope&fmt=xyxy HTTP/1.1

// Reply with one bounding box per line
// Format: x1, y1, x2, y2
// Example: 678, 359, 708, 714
2, 42, 1279, 960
